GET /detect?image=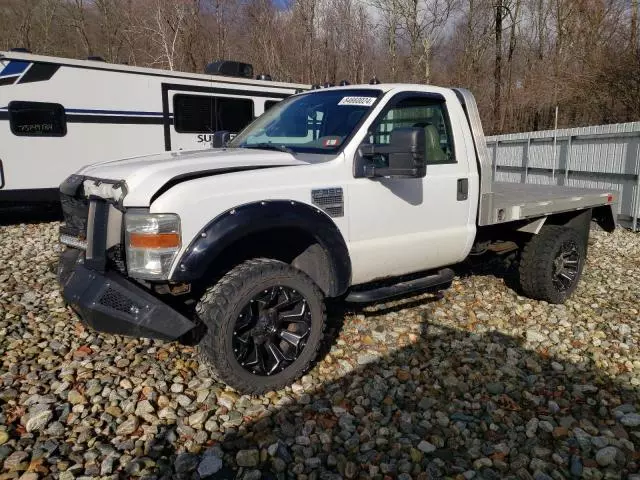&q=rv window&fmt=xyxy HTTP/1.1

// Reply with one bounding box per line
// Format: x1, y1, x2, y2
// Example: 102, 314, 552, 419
173, 95, 254, 133
264, 100, 279, 111
9, 101, 67, 137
